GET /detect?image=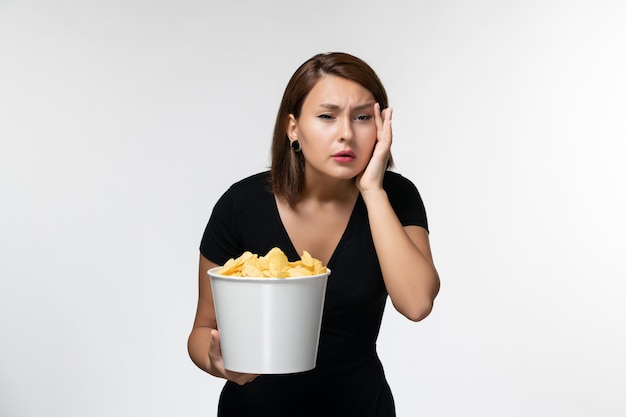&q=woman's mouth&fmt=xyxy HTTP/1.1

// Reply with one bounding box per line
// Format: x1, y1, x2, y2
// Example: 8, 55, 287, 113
332, 150, 356, 163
